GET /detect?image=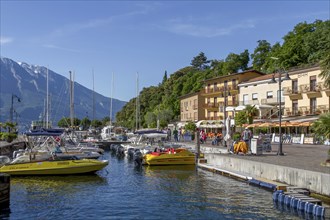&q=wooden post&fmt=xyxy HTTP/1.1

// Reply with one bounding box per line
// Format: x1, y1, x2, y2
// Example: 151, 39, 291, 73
0, 173, 10, 210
